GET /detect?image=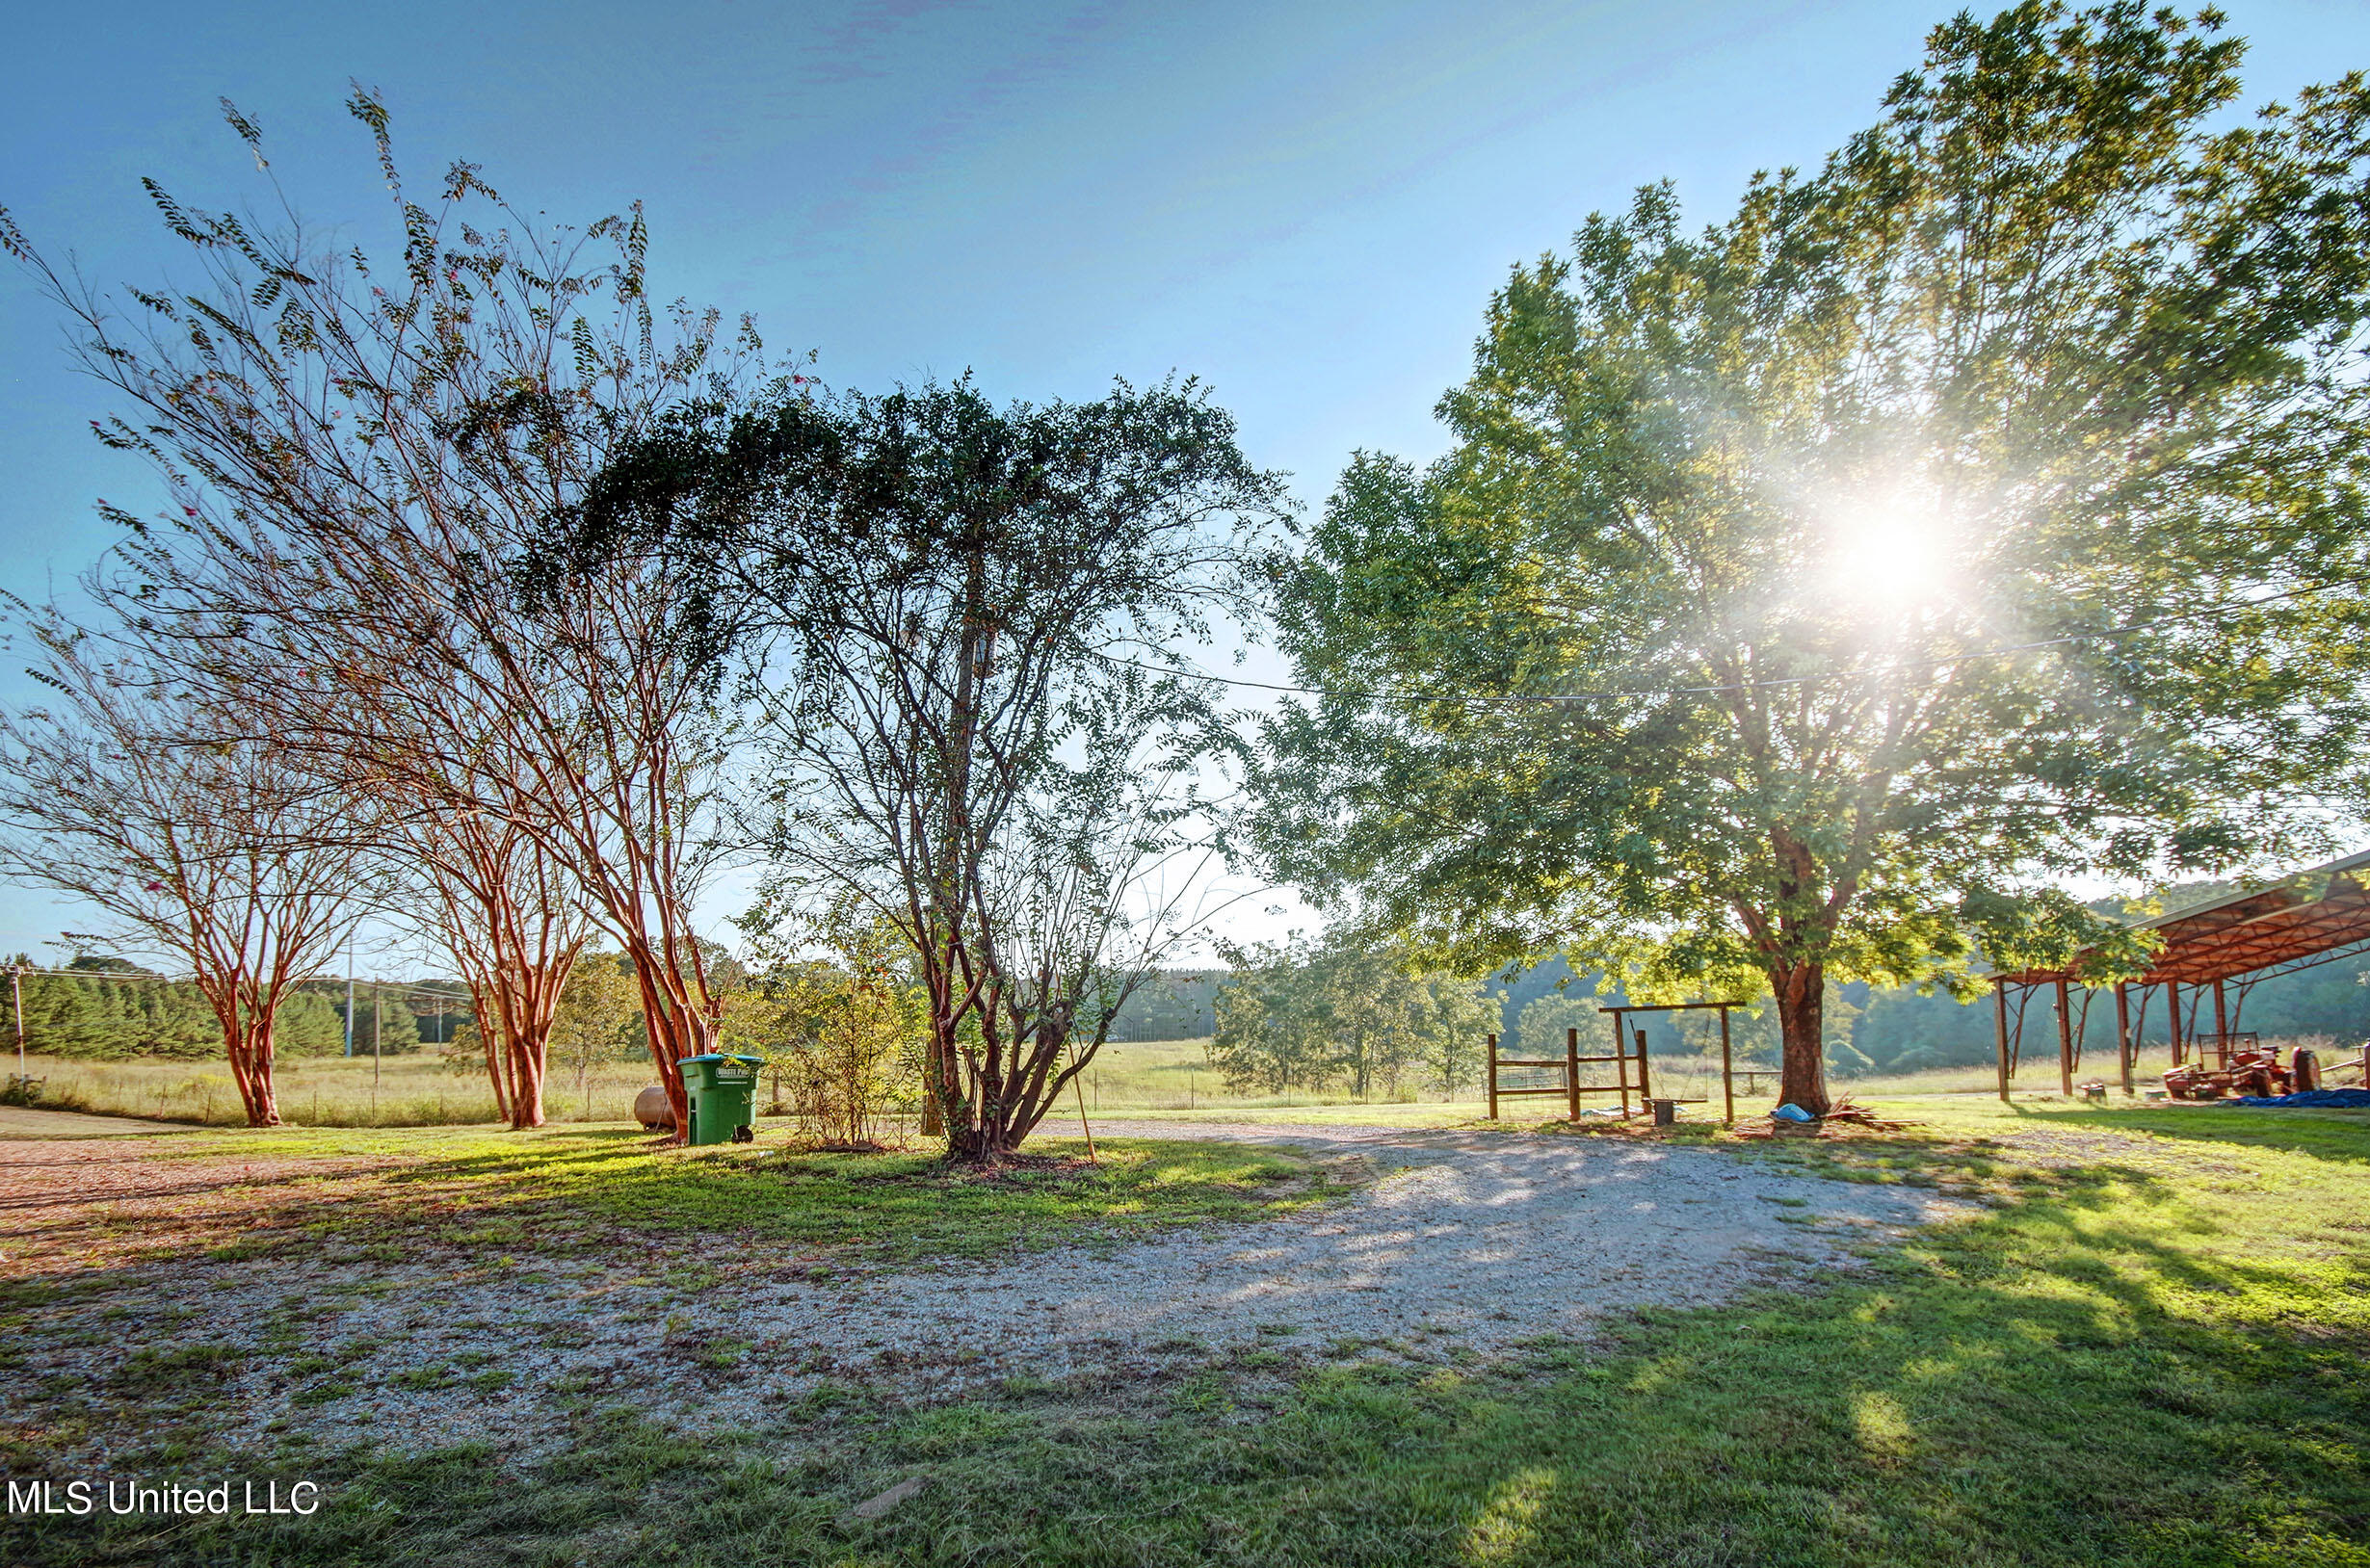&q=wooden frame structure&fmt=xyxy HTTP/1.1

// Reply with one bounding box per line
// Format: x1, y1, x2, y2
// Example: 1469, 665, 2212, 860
1484, 1026, 1613, 1121
1988, 849, 2370, 1102
1485, 1000, 1746, 1125
1604, 1002, 1740, 1126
